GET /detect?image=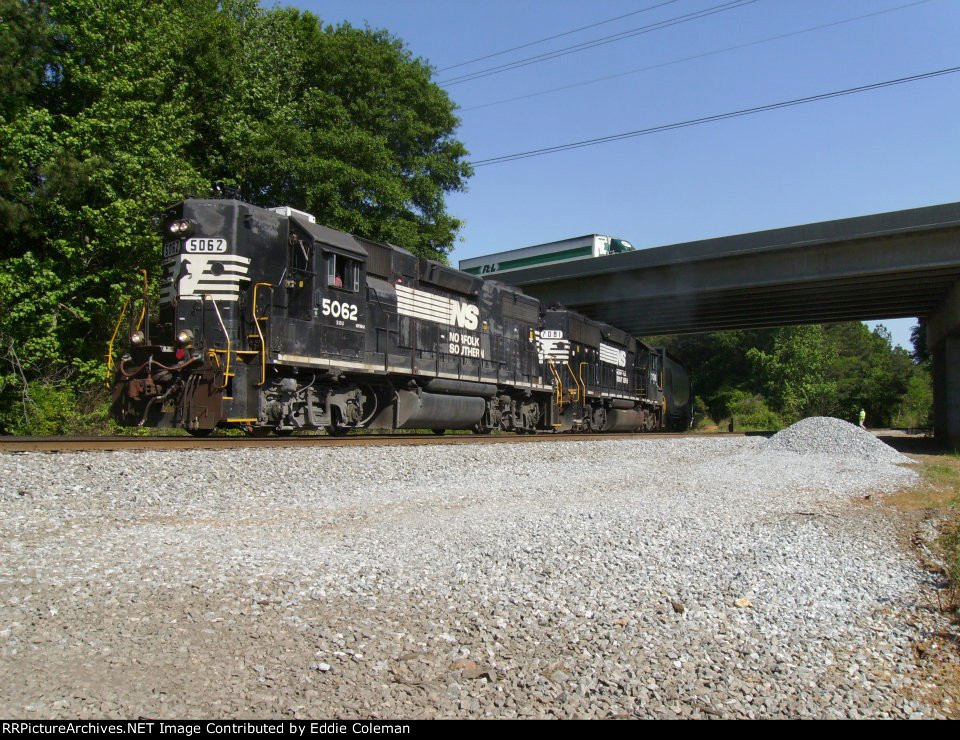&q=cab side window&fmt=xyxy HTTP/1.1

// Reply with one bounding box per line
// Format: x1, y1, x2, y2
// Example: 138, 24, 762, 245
327, 253, 360, 292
